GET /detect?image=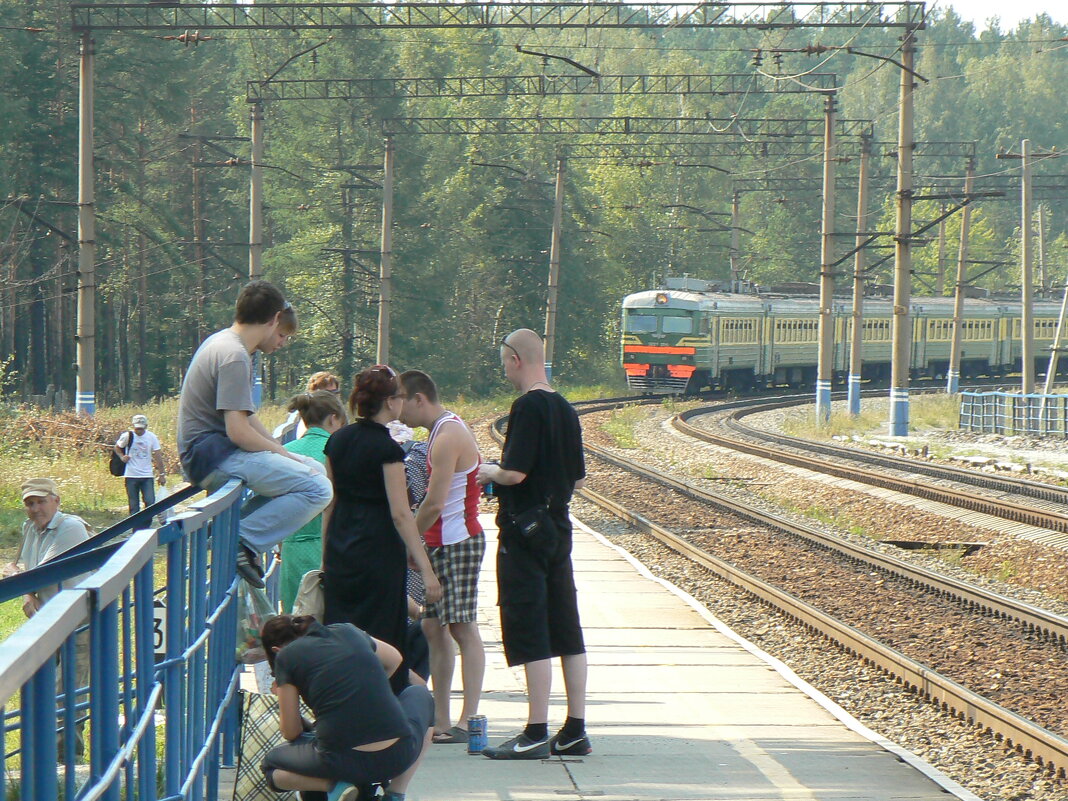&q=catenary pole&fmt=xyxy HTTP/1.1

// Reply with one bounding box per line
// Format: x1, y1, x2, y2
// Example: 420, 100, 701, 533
935, 203, 947, 295
729, 191, 741, 286
1020, 139, 1036, 396
249, 102, 265, 280
377, 137, 394, 364
816, 91, 837, 423
248, 101, 265, 404
544, 153, 566, 380
848, 132, 871, 415
1037, 204, 1048, 291
1041, 276, 1068, 398
947, 159, 974, 394
889, 32, 916, 436
76, 33, 96, 416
